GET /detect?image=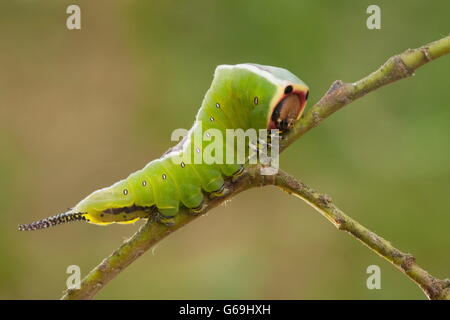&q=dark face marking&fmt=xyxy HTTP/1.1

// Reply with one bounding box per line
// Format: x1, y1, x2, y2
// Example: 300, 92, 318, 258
305, 90, 309, 100
284, 85, 293, 94
270, 94, 302, 131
